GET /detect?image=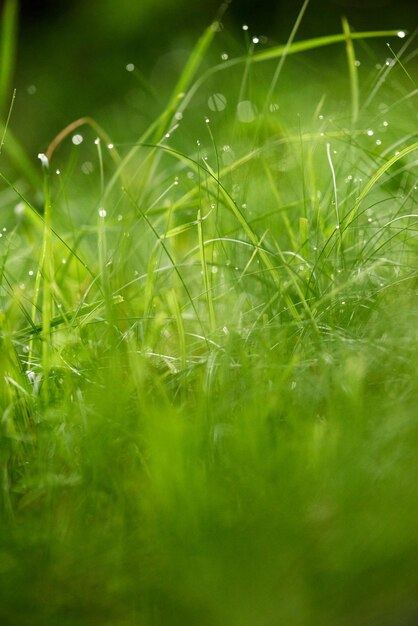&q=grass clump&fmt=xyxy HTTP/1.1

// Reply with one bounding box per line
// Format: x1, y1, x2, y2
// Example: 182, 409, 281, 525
1, 4, 418, 625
